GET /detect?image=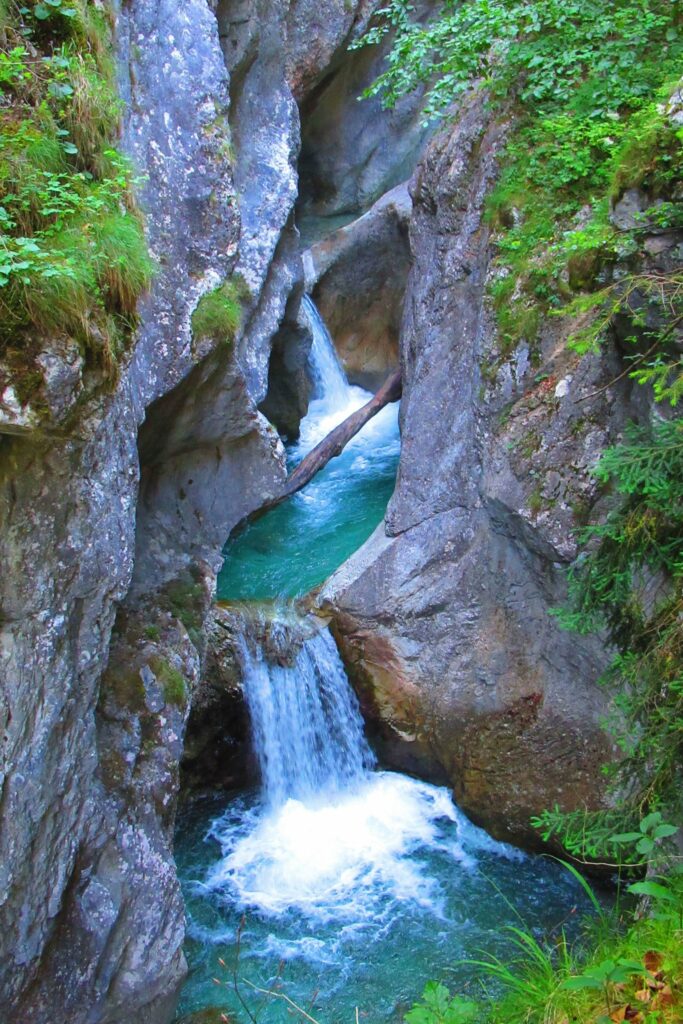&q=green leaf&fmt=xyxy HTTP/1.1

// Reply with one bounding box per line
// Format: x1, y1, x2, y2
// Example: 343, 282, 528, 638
33, 4, 50, 18
563, 975, 604, 991
640, 812, 662, 834
652, 823, 678, 840
628, 880, 676, 902
610, 832, 643, 844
